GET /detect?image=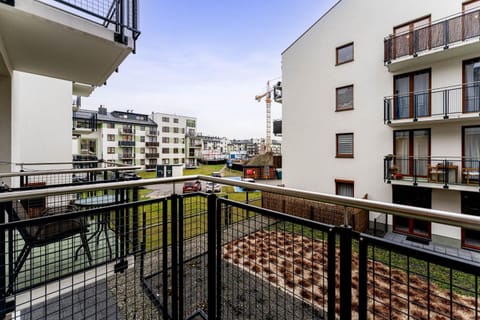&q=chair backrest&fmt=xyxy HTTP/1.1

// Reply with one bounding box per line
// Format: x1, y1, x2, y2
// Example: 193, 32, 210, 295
6, 201, 39, 243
